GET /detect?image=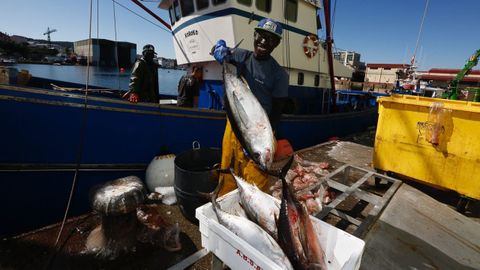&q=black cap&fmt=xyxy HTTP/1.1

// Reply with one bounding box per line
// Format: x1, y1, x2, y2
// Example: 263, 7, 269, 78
143, 44, 156, 54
